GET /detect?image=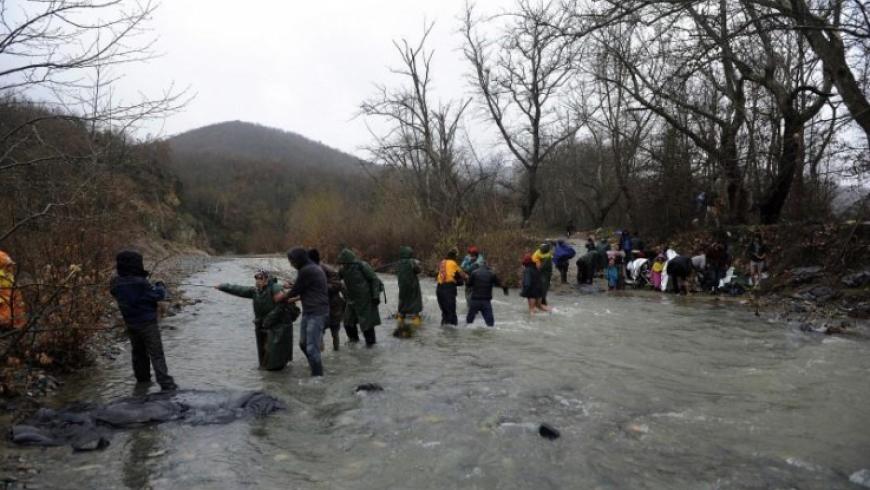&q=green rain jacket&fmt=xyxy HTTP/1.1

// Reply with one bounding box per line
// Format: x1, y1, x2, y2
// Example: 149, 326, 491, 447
337, 249, 383, 331
217, 278, 299, 370
396, 246, 423, 316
